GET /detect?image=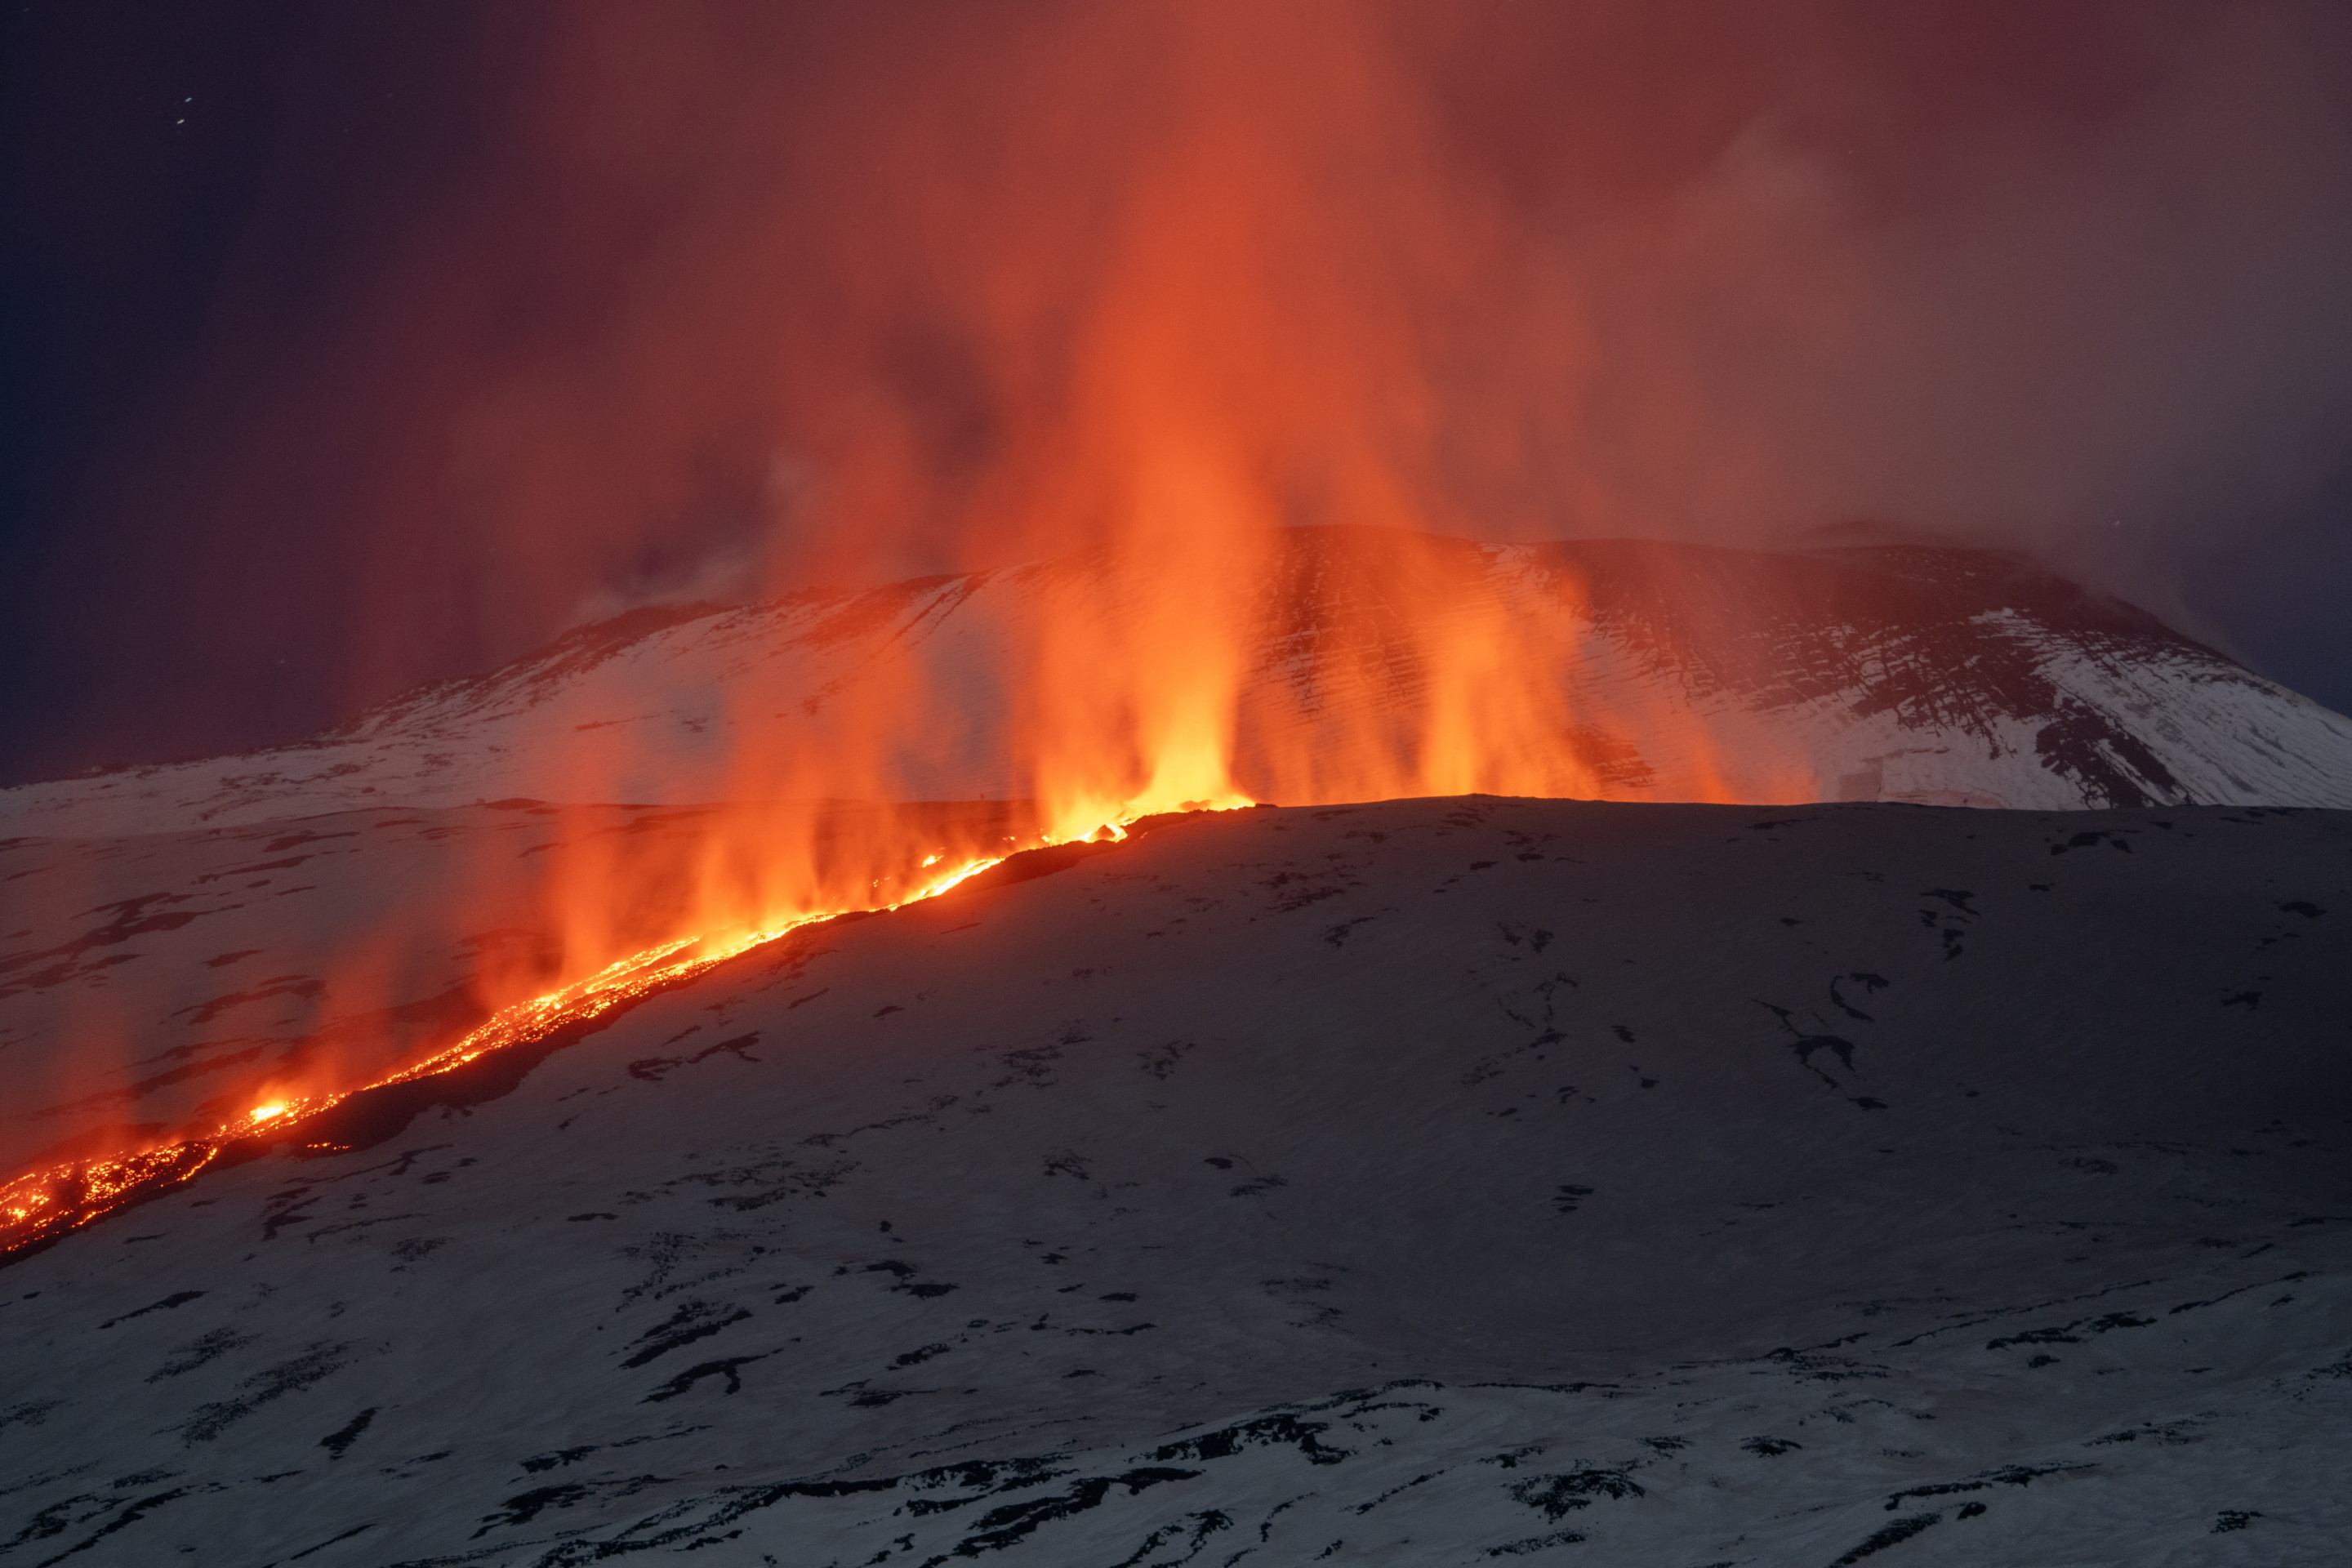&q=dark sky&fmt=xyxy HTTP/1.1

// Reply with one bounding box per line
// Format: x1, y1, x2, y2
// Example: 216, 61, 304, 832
4, 0, 2350, 787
